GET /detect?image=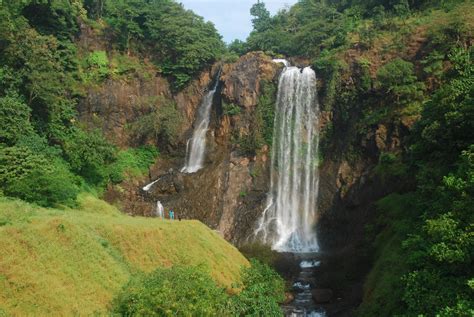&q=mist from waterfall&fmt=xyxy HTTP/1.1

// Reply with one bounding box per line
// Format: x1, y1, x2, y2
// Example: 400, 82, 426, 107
181, 70, 221, 174
255, 65, 320, 253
